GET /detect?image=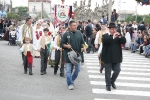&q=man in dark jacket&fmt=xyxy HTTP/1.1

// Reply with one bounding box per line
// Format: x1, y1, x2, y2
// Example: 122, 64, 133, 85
101, 22, 126, 91
138, 22, 146, 32
85, 21, 95, 53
